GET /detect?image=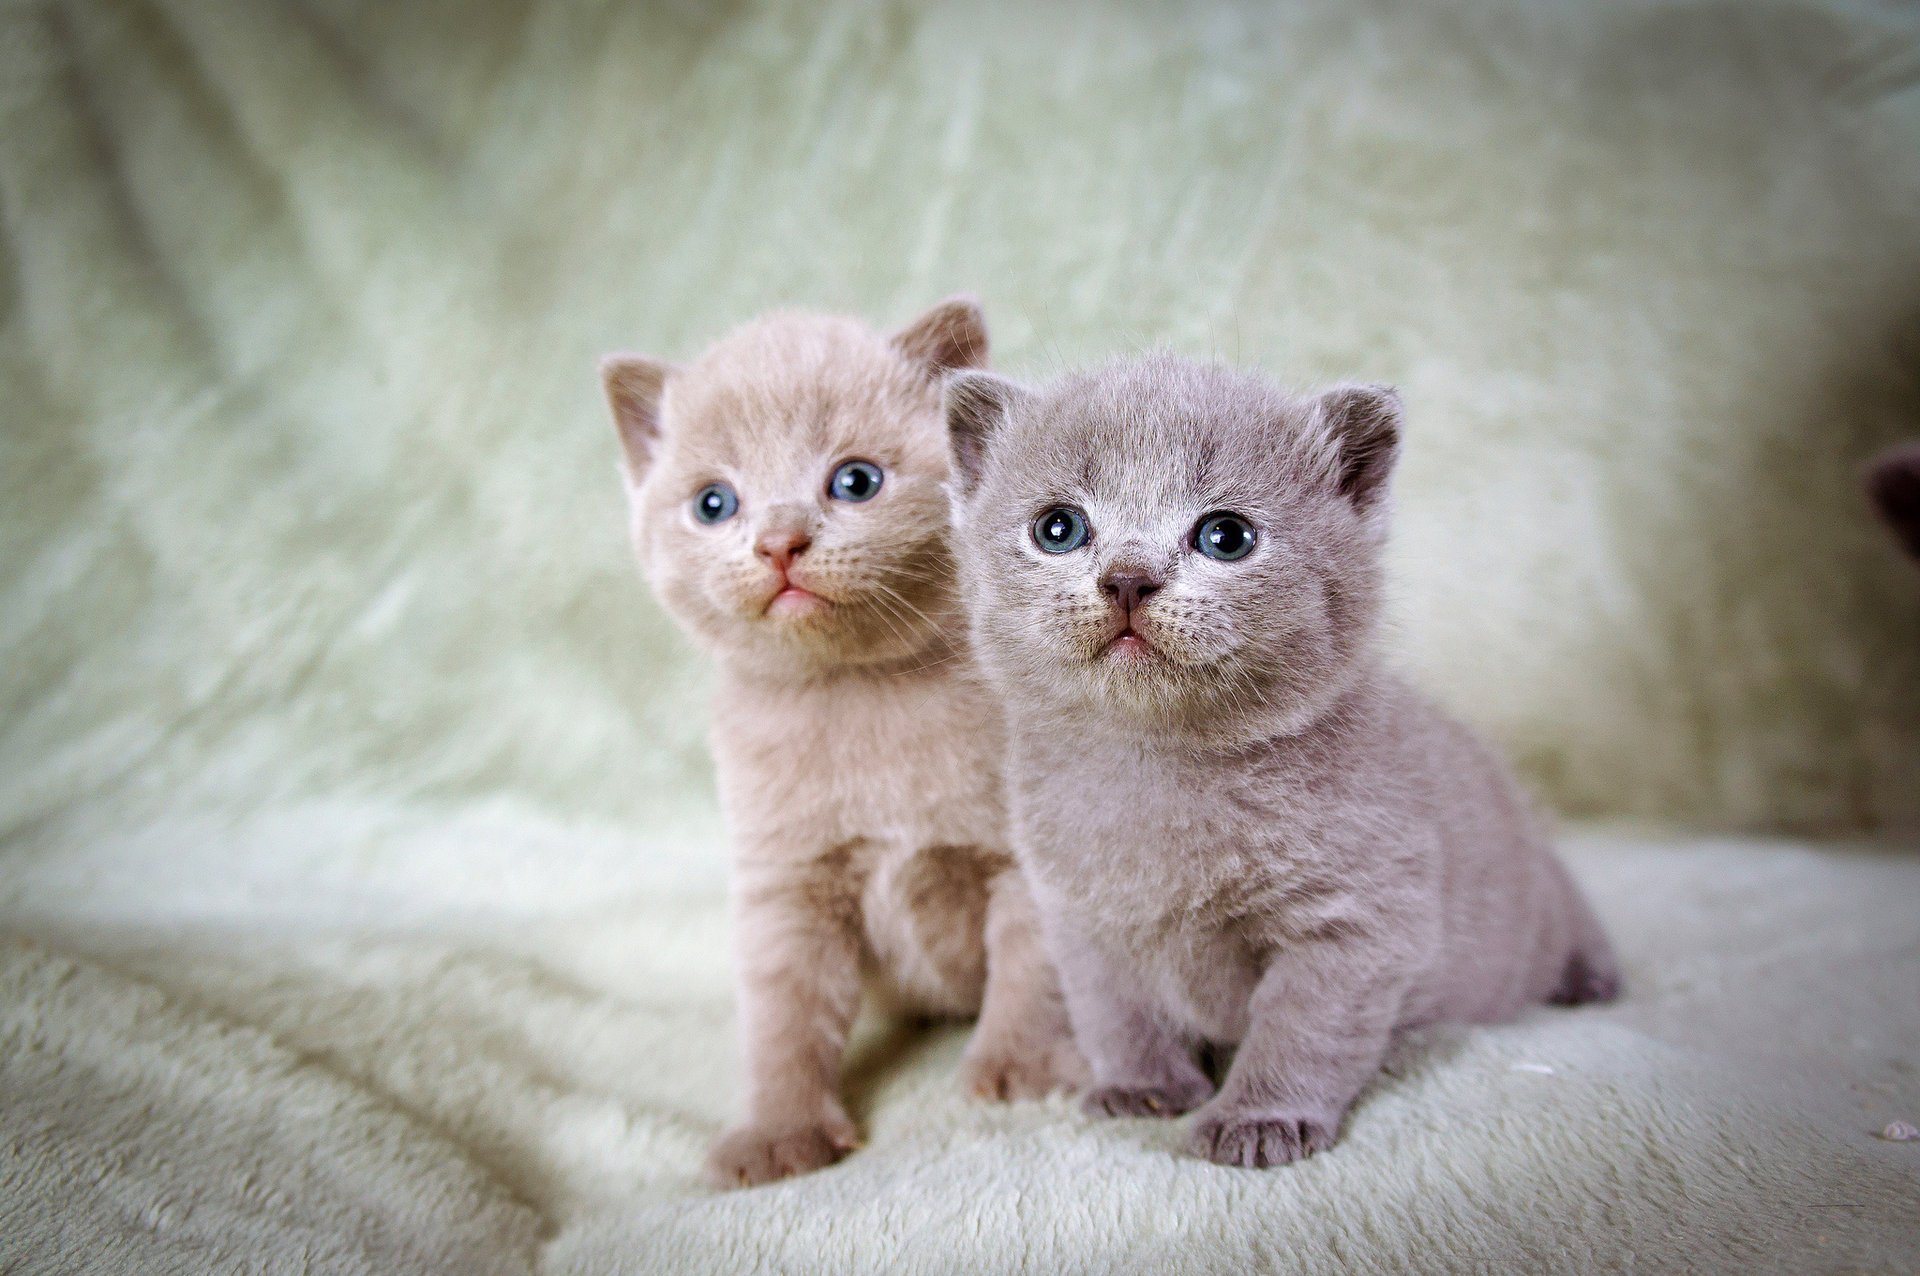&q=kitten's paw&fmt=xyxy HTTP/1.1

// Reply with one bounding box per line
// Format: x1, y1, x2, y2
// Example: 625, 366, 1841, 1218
963, 1034, 1088, 1100
703, 1112, 861, 1189
1083, 1076, 1212, 1120
963, 1048, 1055, 1101
1187, 1107, 1341, 1168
